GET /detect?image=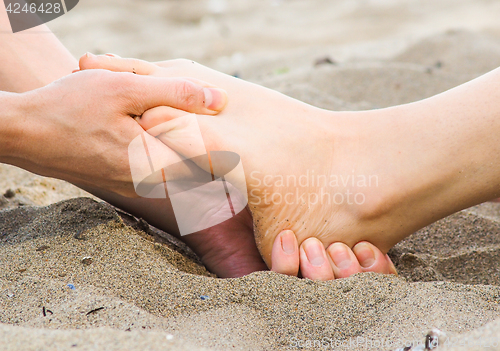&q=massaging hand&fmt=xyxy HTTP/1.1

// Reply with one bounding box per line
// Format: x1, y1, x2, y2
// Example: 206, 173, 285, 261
0, 68, 227, 197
